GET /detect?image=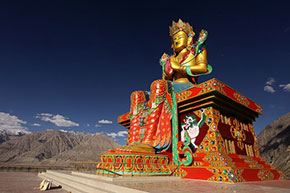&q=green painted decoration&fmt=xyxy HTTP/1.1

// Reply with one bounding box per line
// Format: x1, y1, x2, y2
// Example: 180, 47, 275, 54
172, 92, 179, 165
